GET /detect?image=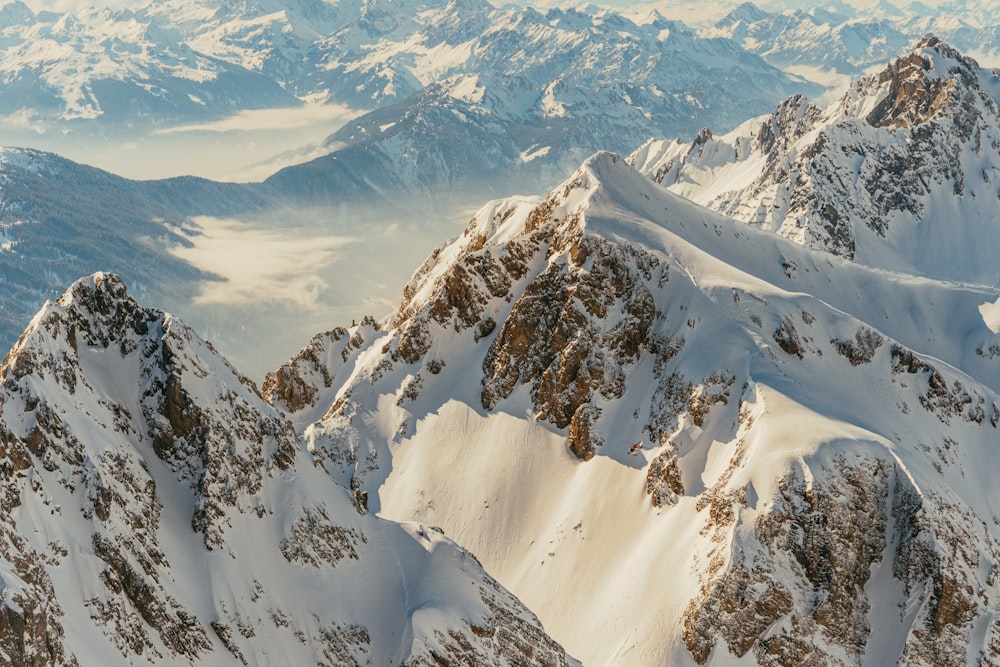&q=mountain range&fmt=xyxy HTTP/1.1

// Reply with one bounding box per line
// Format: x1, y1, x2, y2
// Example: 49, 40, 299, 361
711, 1, 1000, 81
264, 149, 1000, 665
629, 36, 1000, 285
0, 0, 818, 197
0, 145, 284, 377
